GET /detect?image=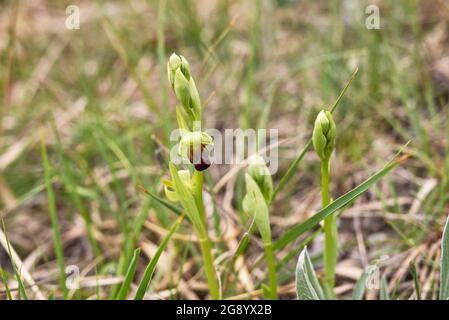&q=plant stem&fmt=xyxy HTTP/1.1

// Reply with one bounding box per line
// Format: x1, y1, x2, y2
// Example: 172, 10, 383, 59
322, 158, 337, 298
198, 237, 220, 299
263, 242, 278, 299
194, 170, 206, 222
193, 170, 220, 299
